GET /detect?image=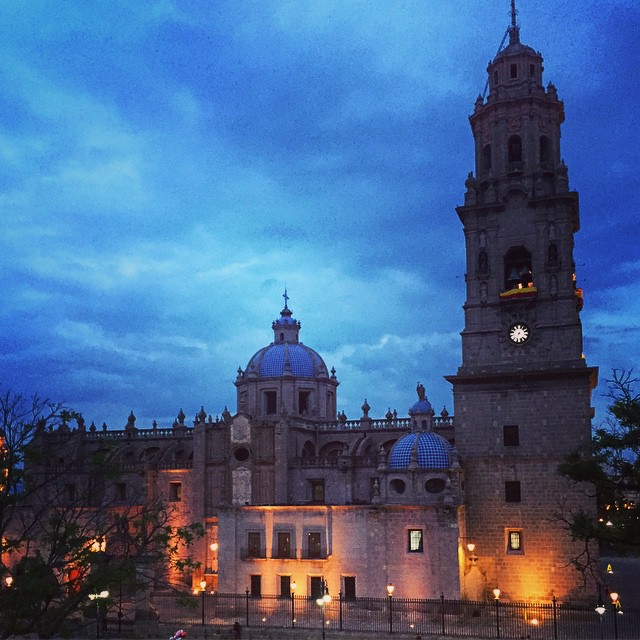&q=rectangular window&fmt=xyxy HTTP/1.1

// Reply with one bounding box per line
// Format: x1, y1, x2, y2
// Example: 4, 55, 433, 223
503, 425, 520, 446
505, 481, 521, 502
115, 482, 126, 502
507, 530, 523, 553
265, 391, 277, 415
276, 532, 292, 559
250, 574, 261, 597
307, 532, 322, 559
343, 576, 356, 601
310, 479, 325, 503
279, 575, 291, 598
510, 63, 518, 79
169, 482, 182, 502
247, 532, 261, 558
408, 529, 424, 553
65, 484, 76, 502
298, 390, 311, 415
310, 576, 323, 600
